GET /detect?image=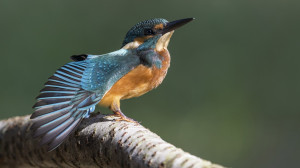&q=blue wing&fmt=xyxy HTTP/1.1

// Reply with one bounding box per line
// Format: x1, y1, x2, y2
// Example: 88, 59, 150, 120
31, 49, 140, 151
